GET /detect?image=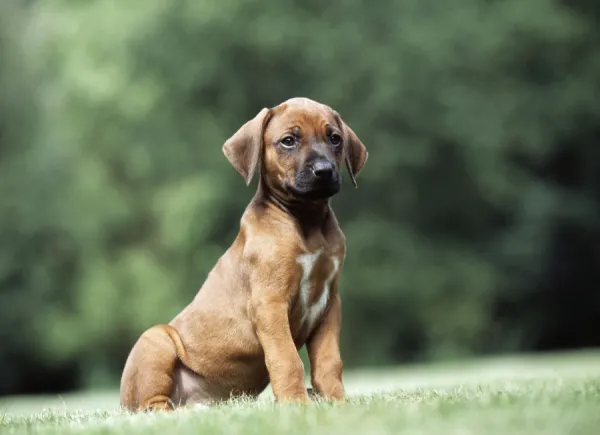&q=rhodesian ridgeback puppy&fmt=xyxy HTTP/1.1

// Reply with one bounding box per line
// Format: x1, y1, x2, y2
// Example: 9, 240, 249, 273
119, 97, 368, 411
